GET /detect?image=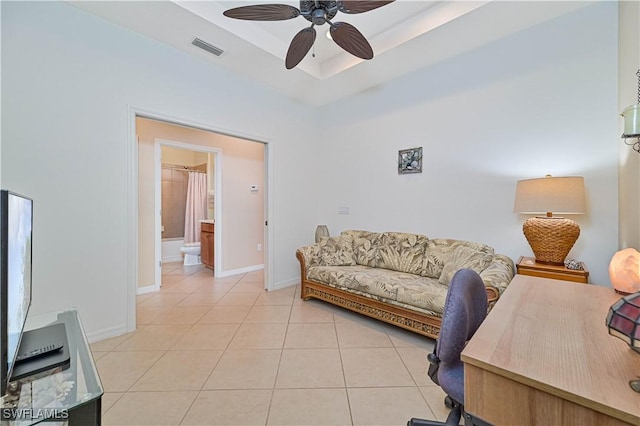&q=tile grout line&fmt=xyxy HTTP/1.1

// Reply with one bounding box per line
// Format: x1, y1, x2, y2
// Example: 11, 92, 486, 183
333, 306, 356, 426
262, 291, 295, 426
167, 270, 247, 426
105, 263, 444, 425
